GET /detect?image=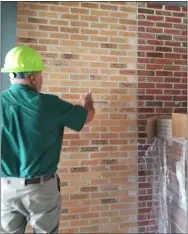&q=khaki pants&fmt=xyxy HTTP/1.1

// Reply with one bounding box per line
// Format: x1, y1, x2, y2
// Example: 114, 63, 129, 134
1, 176, 62, 233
